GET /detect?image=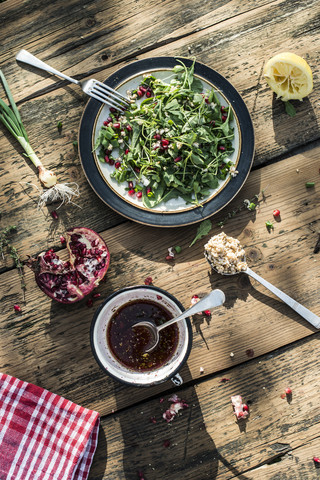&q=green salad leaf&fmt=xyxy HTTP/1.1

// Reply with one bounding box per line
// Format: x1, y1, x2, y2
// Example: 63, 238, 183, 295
95, 60, 236, 208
